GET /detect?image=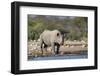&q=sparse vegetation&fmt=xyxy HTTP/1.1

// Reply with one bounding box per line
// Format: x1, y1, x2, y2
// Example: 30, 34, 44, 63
28, 15, 88, 41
